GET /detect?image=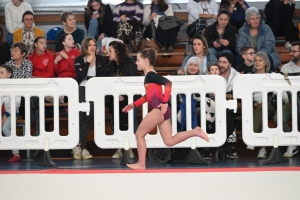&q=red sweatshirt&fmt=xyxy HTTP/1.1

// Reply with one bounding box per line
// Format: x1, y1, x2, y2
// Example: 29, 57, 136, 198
28, 50, 54, 78
53, 48, 80, 78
